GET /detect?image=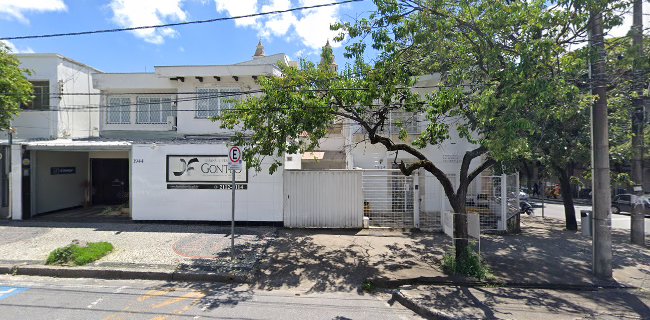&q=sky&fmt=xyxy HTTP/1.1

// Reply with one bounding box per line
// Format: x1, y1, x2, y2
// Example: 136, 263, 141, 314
0, 1, 646, 73
0, 0, 375, 72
